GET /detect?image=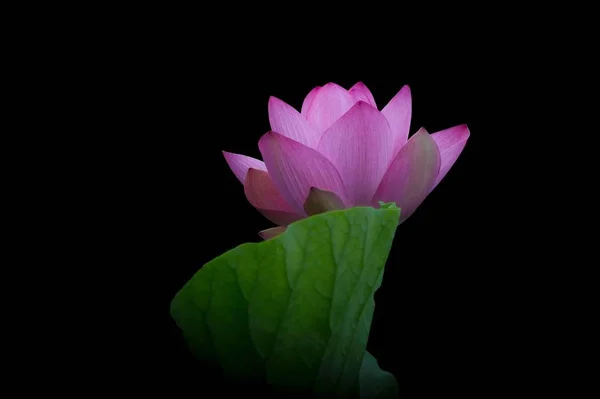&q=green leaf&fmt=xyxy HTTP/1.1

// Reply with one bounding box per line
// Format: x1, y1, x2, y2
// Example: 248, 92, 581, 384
359, 352, 399, 399
170, 206, 400, 397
